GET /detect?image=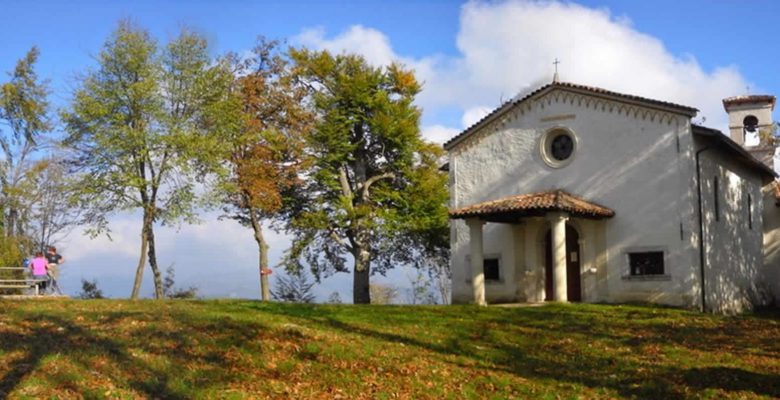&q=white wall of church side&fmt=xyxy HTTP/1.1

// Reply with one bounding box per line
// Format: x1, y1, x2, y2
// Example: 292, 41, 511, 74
697, 144, 766, 313
449, 89, 699, 306
761, 190, 780, 303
